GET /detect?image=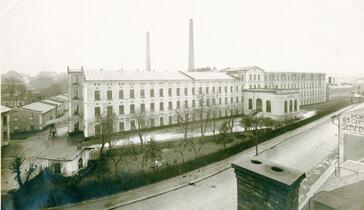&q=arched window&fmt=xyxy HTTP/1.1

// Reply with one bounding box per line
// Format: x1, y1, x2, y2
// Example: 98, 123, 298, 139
284, 101, 288, 113
294, 100, 297, 111
256, 98, 262, 112
78, 158, 83, 170
249, 99, 253, 109
289, 100, 293, 112
266, 100, 271, 113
